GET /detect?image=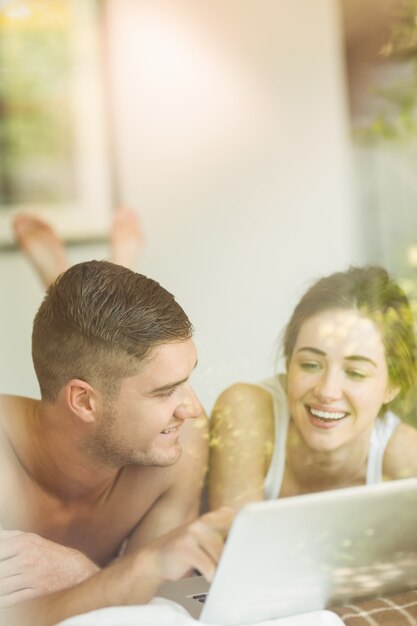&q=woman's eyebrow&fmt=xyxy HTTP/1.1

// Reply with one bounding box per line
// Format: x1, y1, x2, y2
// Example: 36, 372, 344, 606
344, 355, 377, 368
297, 347, 377, 368
297, 347, 326, 356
